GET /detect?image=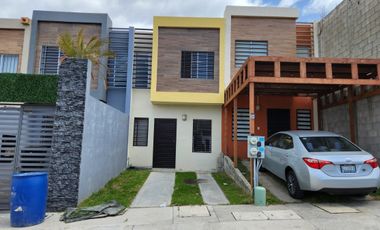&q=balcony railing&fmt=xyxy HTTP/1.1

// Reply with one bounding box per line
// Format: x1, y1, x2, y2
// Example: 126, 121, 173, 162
224, 56, 380, 106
